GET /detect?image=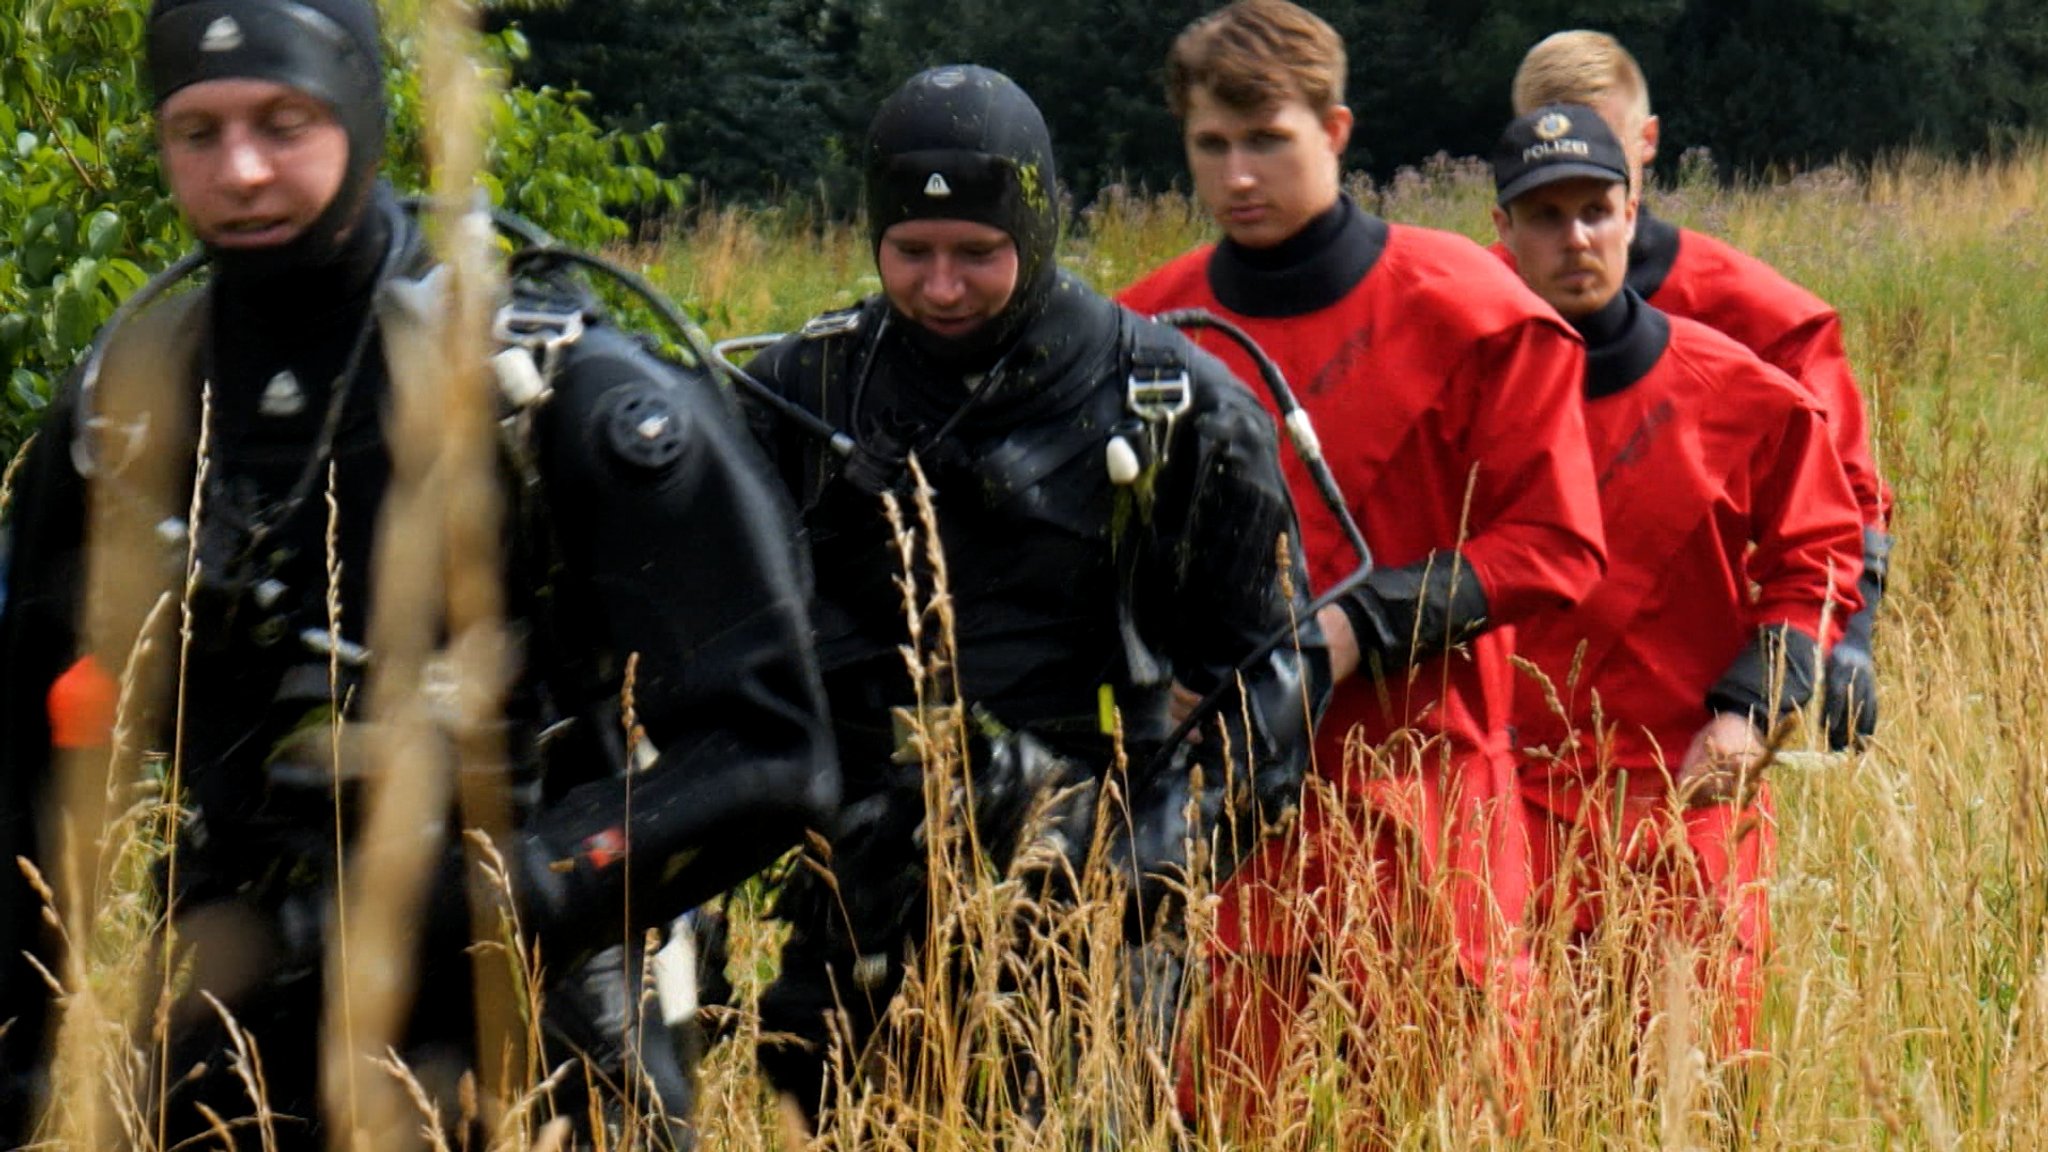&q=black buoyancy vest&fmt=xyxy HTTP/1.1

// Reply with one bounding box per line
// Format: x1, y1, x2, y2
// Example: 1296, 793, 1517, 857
778, 286, 1185, 738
